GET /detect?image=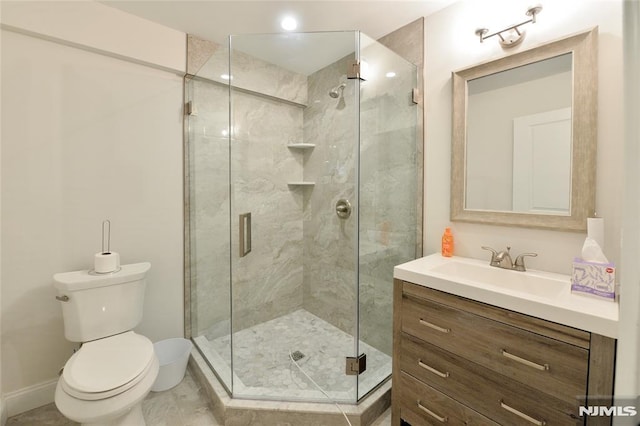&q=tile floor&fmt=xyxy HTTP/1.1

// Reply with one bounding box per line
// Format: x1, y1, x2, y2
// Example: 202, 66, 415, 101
7, 369, 218, 426
195, 309, 391, 402
6, 368, 391, 426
